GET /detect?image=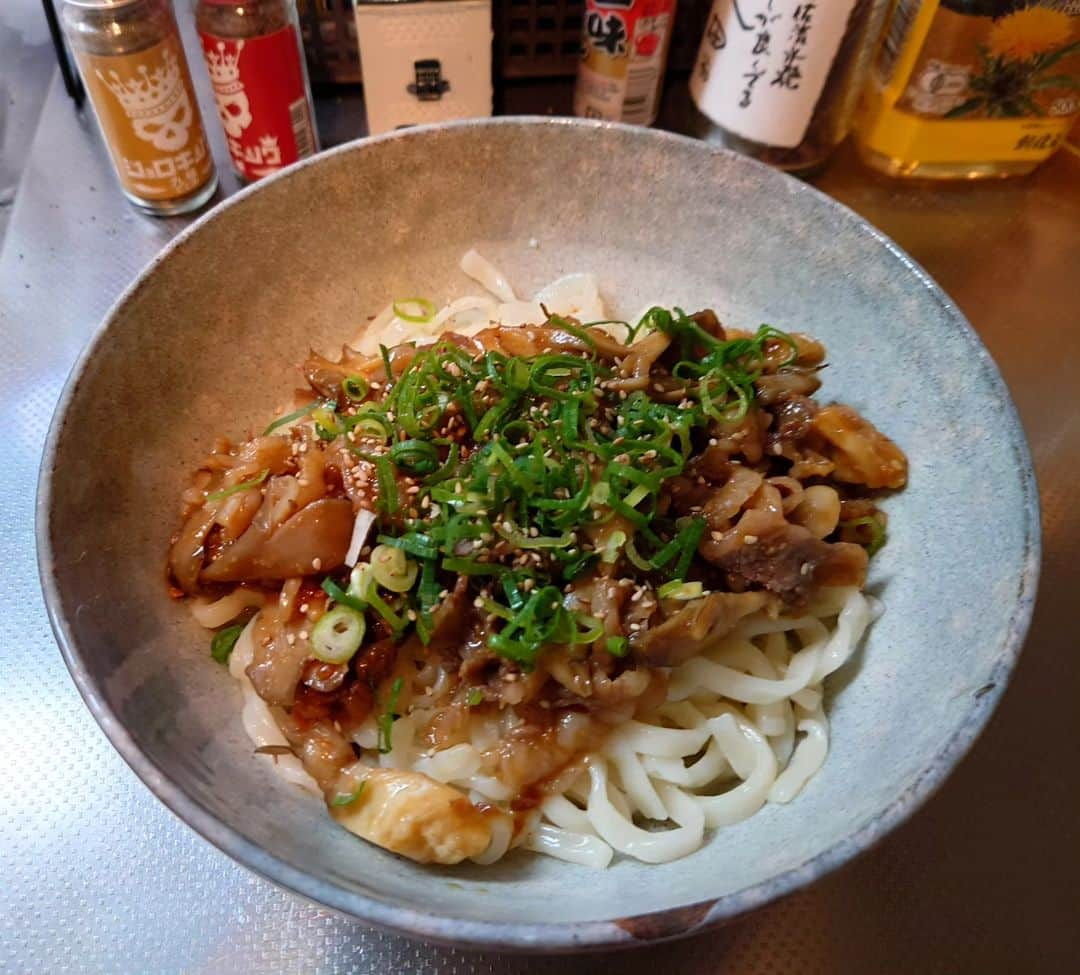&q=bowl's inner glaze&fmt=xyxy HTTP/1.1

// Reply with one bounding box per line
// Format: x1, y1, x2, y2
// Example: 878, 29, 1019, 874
44, 121, 1036, 939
